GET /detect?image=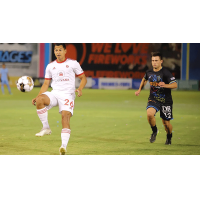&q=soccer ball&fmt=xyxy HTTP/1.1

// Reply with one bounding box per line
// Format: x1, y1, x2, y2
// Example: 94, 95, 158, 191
17, 76, 34, 92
